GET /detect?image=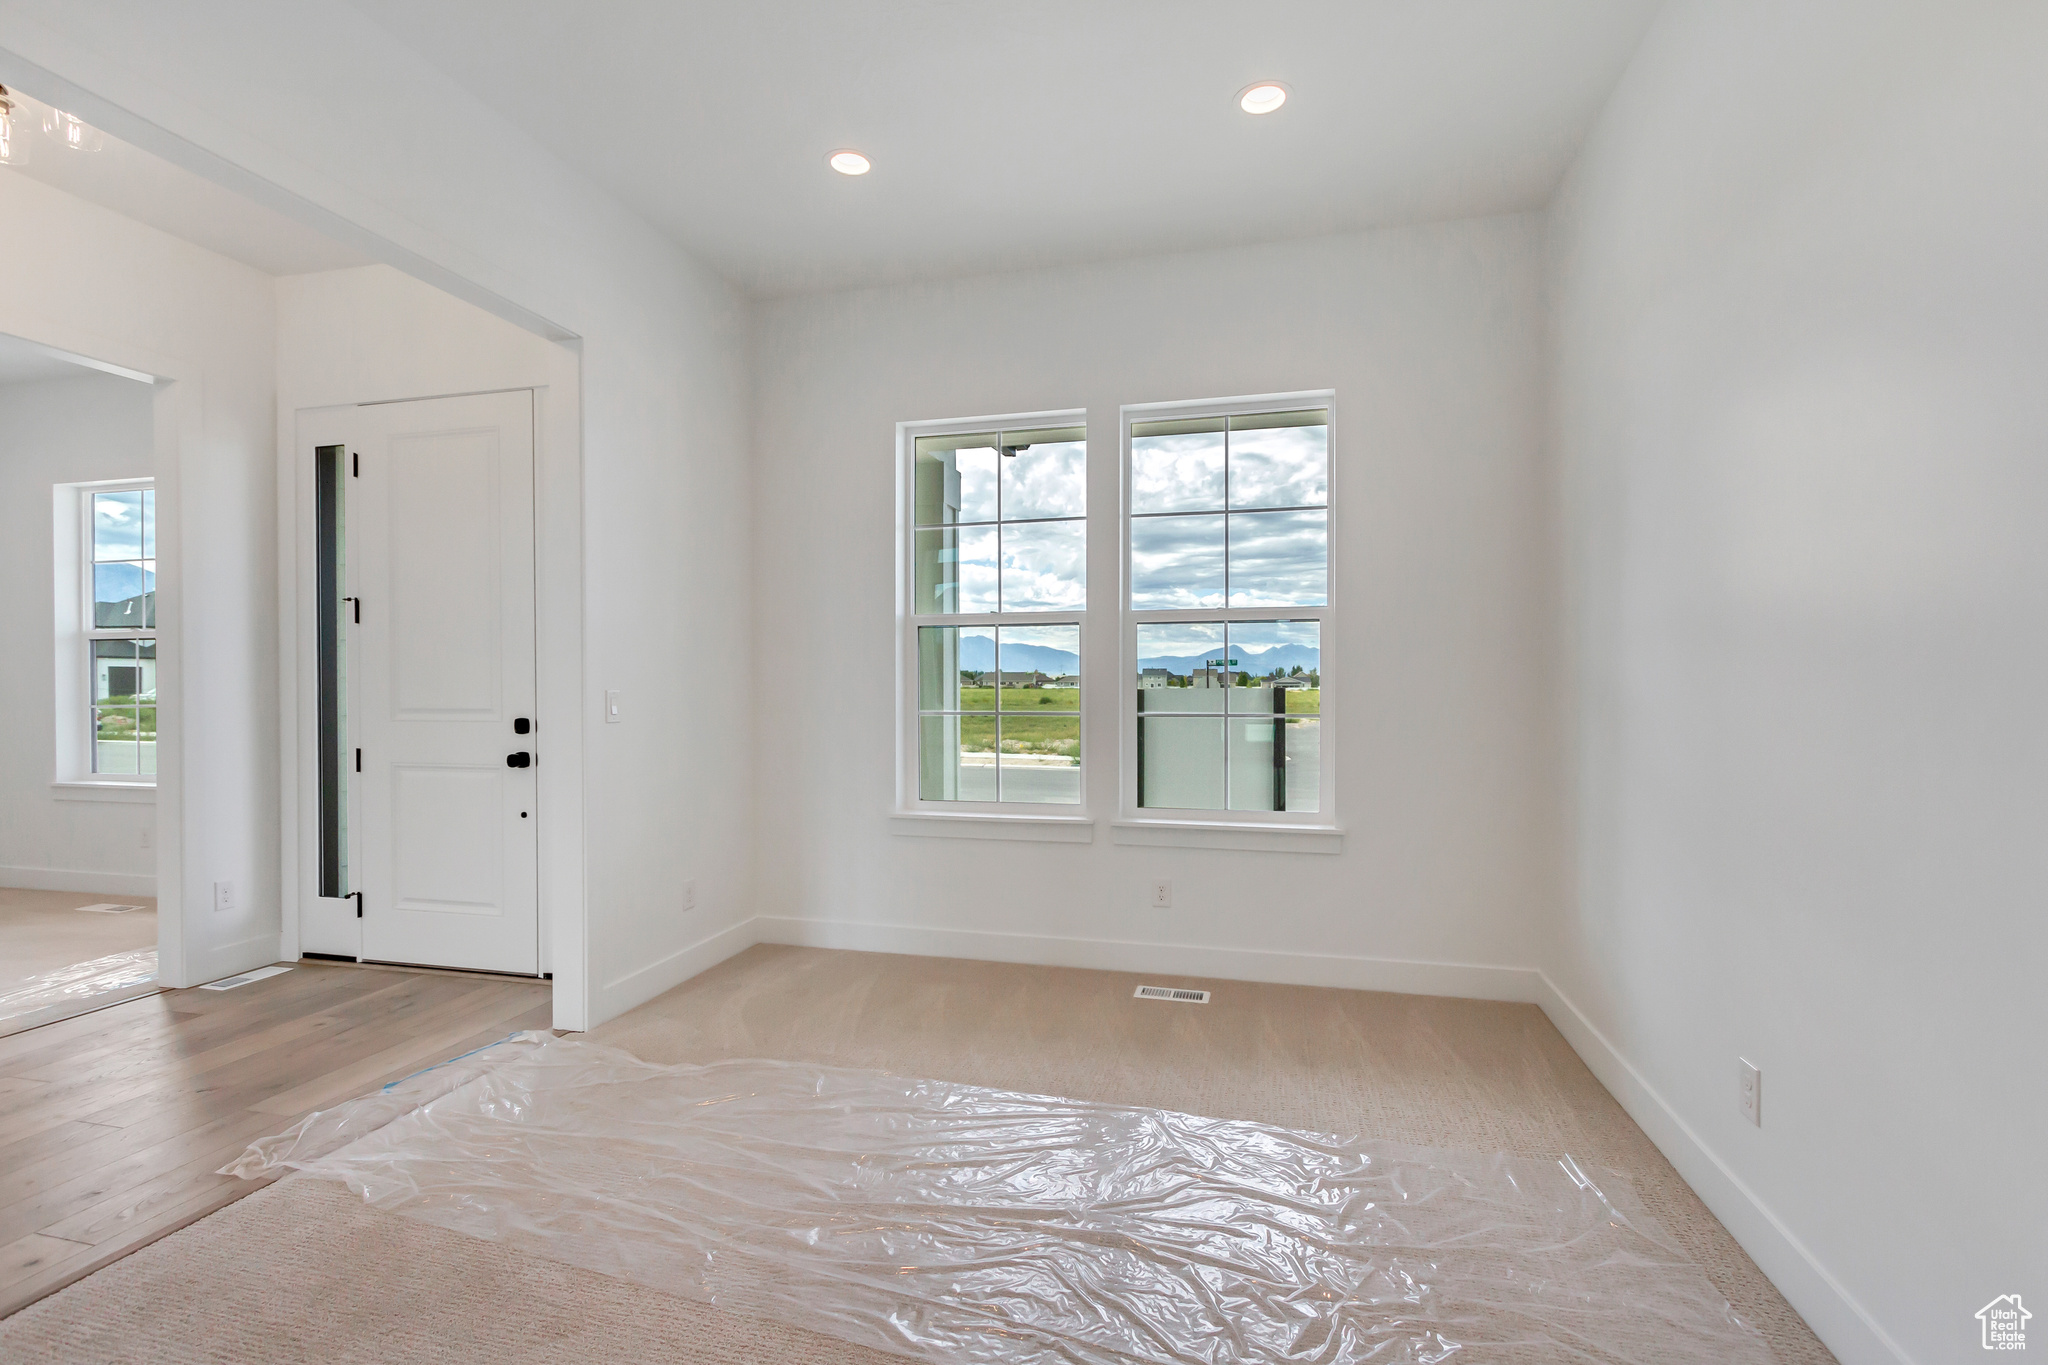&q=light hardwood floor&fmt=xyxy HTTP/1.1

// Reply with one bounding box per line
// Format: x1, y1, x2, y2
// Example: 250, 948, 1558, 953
0, 960, 552, 1318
